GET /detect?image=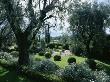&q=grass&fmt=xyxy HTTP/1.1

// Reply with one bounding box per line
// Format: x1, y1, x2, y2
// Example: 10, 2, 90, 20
0, 66, 33, 82
34, 54, 86, 68
52, 55, 86, 68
